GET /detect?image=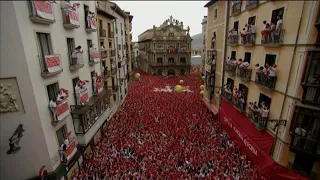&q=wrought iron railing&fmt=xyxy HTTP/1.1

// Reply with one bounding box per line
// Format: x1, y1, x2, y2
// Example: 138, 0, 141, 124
225, 63, 237, 74
261, 29, 285, 45
110, 50, 116, 57
100, 50, 107, 59
100, 29, 106, 37
236, 67, 252, 80
248, 110, 268, 130
255, 71, 277, 89
228, 35, 239, 44
231, 1, 242, 15
232, 97, 246, 112
222, 89, 233, 101
290, 133, 320, 157
245, 0, 259, 10
108, 31, 114, 38
241, 33, 256, 45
